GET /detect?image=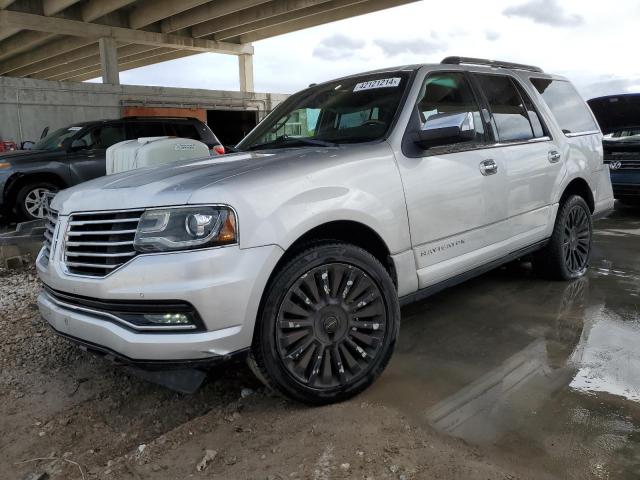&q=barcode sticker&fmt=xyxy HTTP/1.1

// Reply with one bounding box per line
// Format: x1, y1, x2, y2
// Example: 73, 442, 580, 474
354, 77, 401, 92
